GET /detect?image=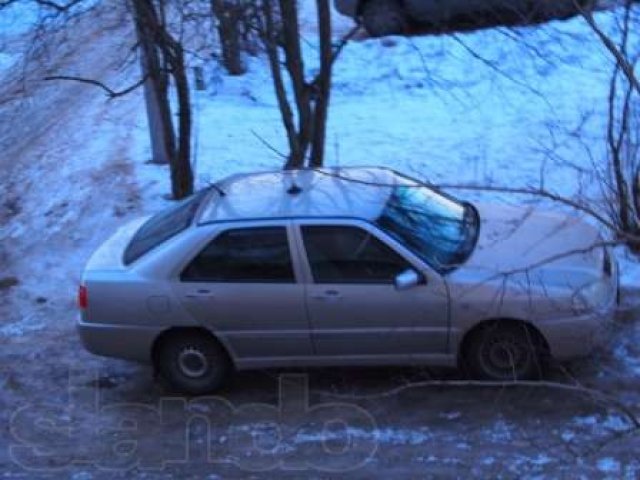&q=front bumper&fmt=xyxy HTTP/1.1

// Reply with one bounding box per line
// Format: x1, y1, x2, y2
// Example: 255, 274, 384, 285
539, 266, 619, 360
77, 317, 163, 364
538, 307, 616, 360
